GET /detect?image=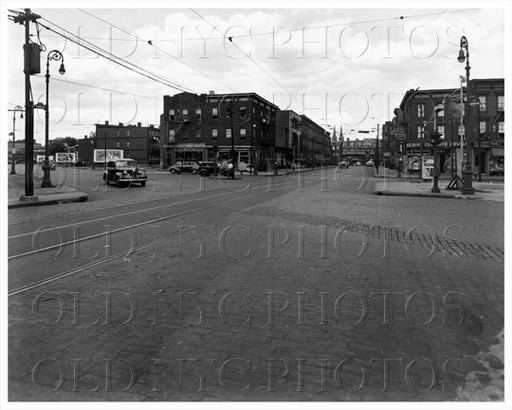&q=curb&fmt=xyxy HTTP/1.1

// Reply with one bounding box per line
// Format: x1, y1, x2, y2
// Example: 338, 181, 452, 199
8, 192, 88, 208
374, 190, 480, 200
